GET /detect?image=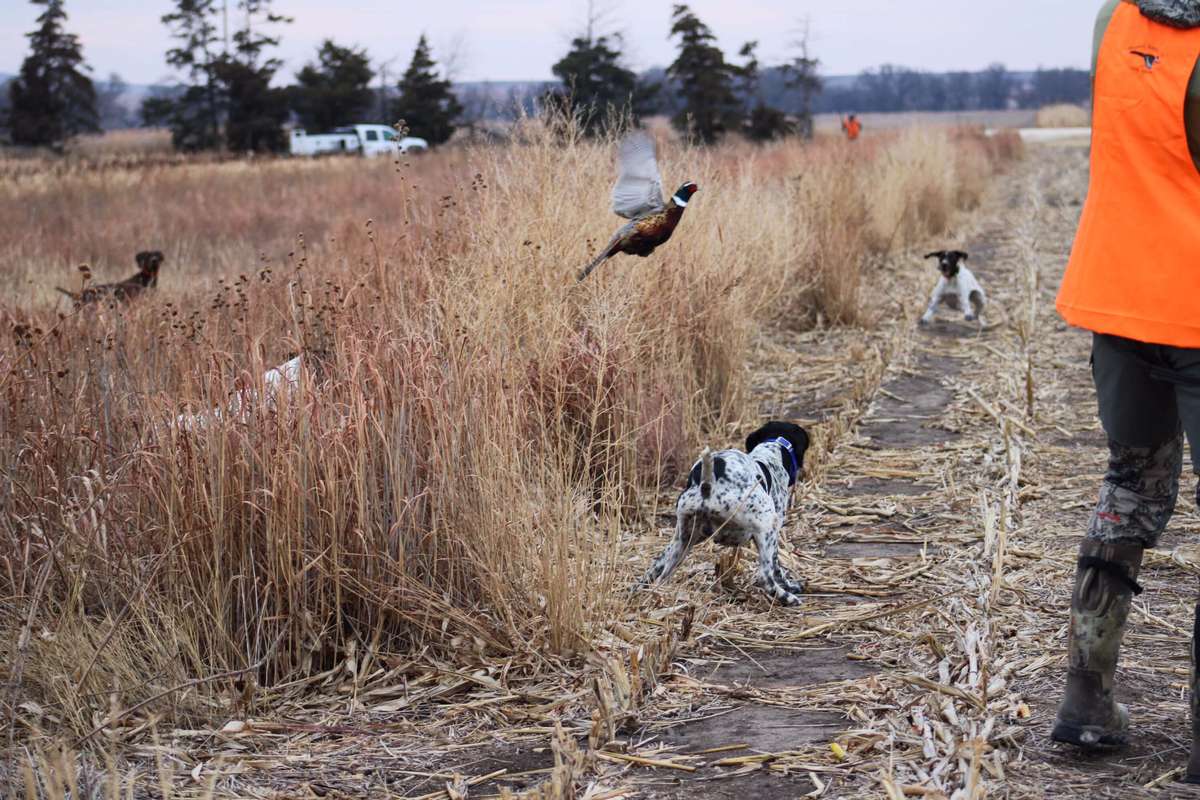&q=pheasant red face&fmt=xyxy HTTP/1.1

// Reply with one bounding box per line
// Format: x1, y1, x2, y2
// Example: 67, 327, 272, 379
672, 182, 699, 207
